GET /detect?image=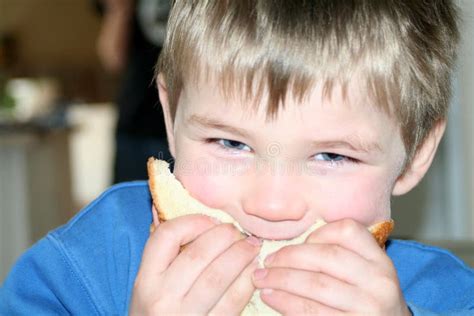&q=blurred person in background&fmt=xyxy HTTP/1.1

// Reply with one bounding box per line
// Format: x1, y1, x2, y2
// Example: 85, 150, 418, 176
95, 0, 172, 183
